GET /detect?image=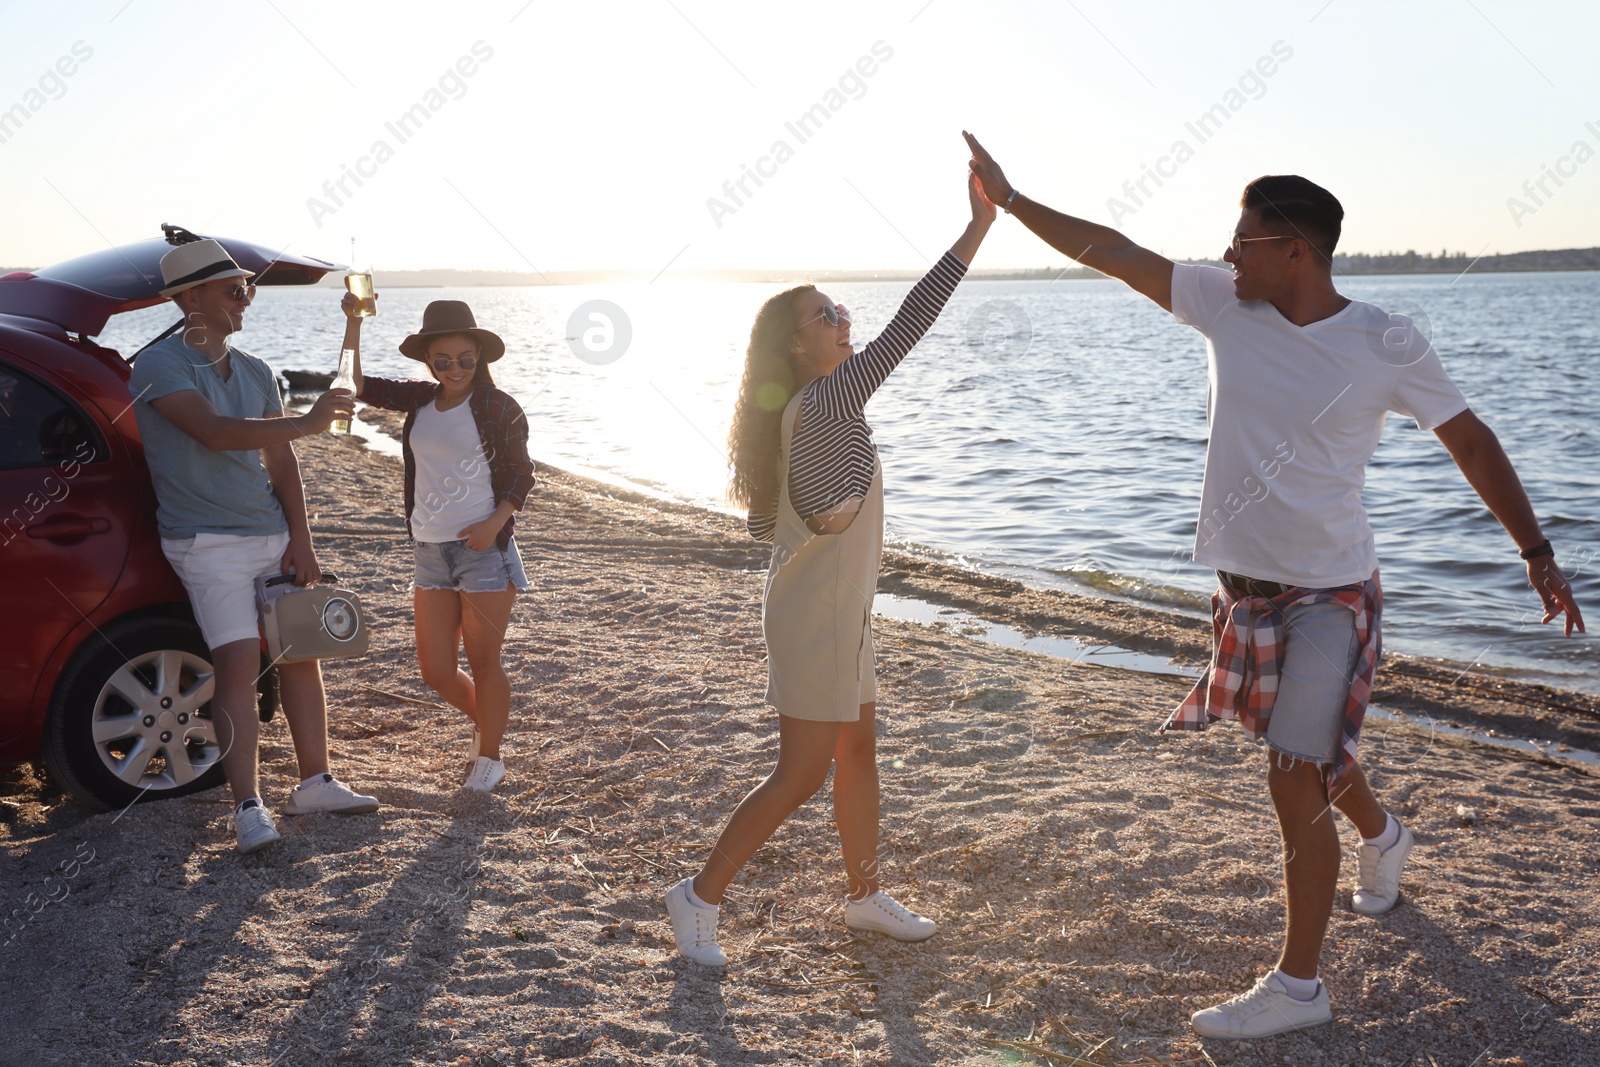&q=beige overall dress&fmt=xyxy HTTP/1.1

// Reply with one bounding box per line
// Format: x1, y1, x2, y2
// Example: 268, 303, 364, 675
762, 390, 885, 721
